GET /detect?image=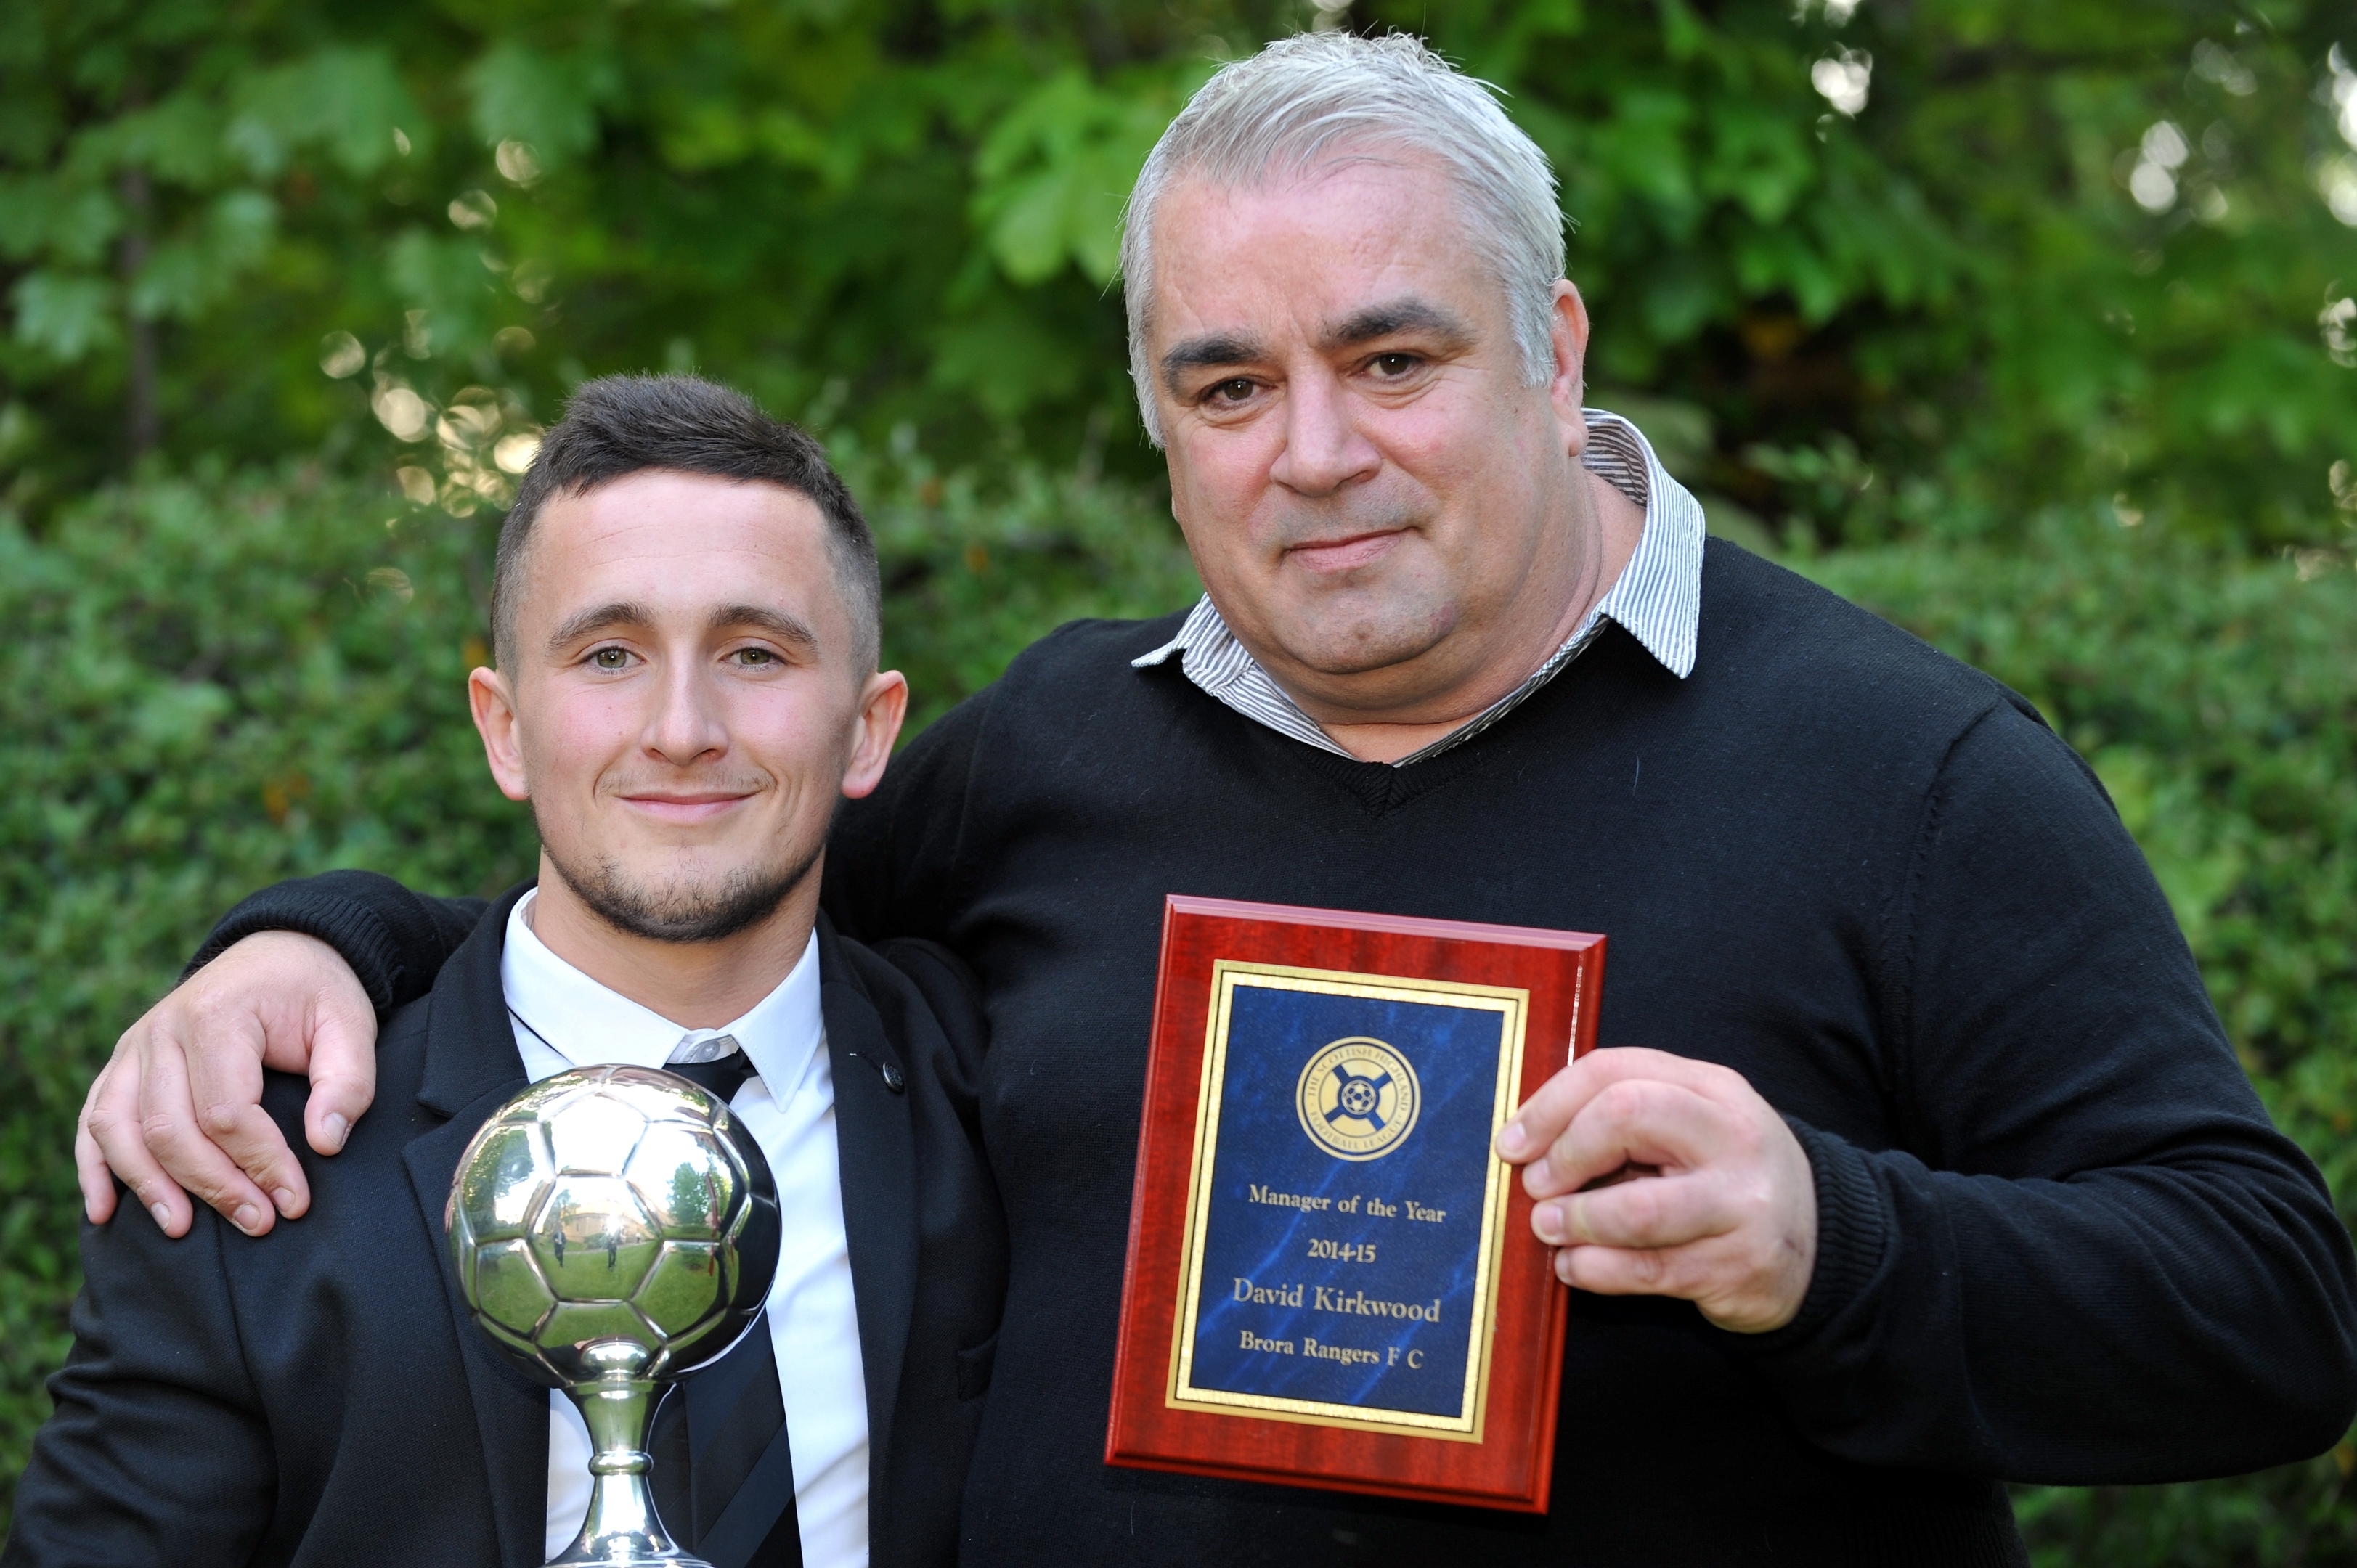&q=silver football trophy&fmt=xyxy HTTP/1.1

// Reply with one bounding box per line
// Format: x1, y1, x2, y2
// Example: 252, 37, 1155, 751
446, 1065, 781, 1567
